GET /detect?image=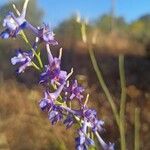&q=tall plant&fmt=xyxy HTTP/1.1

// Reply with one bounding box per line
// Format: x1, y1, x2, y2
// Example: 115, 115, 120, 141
0, 0, 115, 150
